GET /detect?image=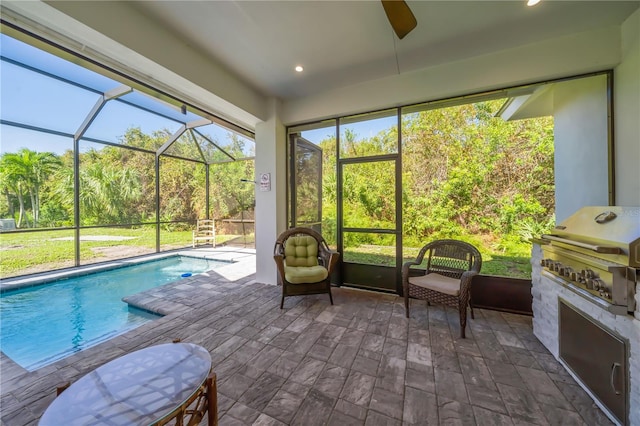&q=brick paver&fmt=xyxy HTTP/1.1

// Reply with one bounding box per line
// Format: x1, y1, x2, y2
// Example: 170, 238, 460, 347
0, 251, 612, 425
